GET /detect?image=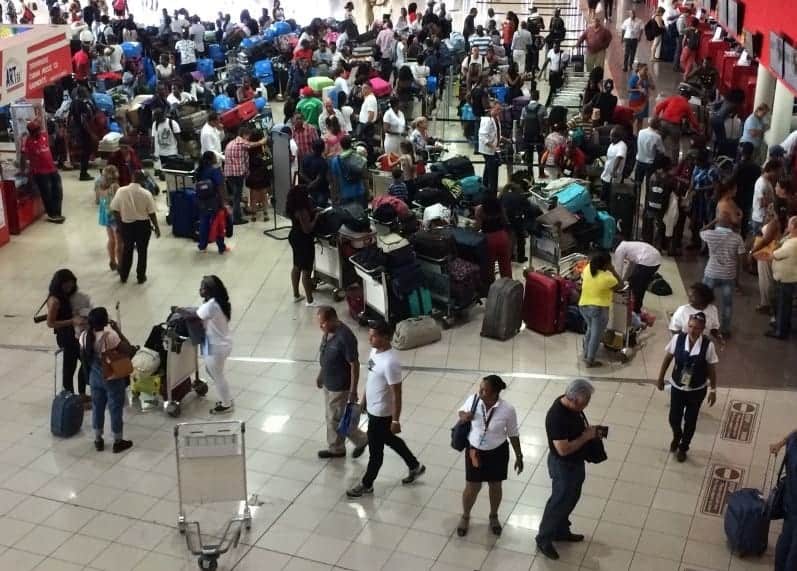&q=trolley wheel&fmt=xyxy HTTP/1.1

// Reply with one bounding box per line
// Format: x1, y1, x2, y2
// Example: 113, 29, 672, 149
198, 555, 218, 571
166, 402, 181, 417
193, 380, 209, 397
332, 288, 346, 302
440, 317, 454, 330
